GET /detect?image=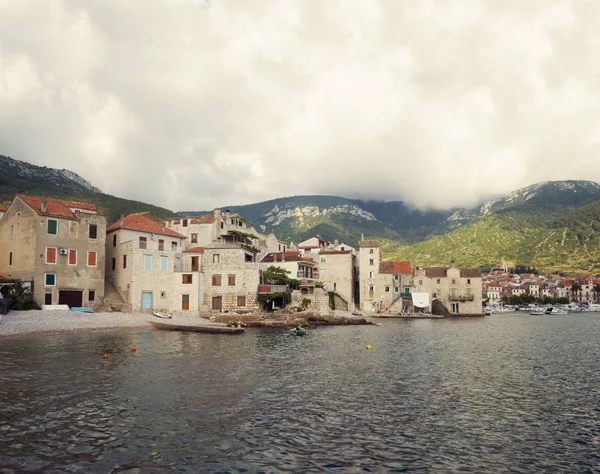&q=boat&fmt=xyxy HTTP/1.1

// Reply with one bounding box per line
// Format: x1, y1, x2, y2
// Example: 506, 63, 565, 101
150, 321, 244, 334
152, 311, 172, 319
70, 307, 94, 313
289, 328, 307, 336
529, 308, 546, 315
545, 307, 567, 315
